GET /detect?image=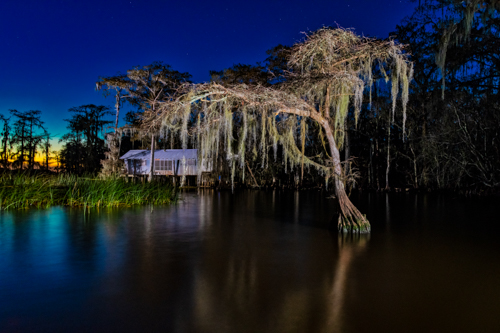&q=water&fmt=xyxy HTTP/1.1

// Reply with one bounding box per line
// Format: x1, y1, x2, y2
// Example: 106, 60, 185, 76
1, 190, 499, 332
